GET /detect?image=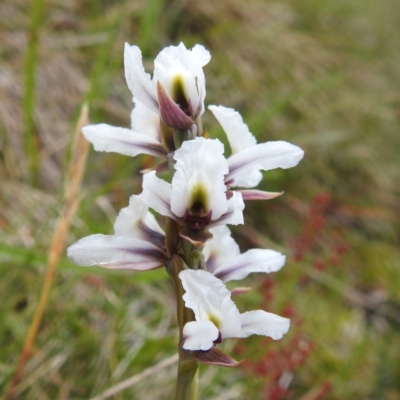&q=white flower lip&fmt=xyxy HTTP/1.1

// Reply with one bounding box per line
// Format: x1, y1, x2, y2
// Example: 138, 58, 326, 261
179, 270, 290, 351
